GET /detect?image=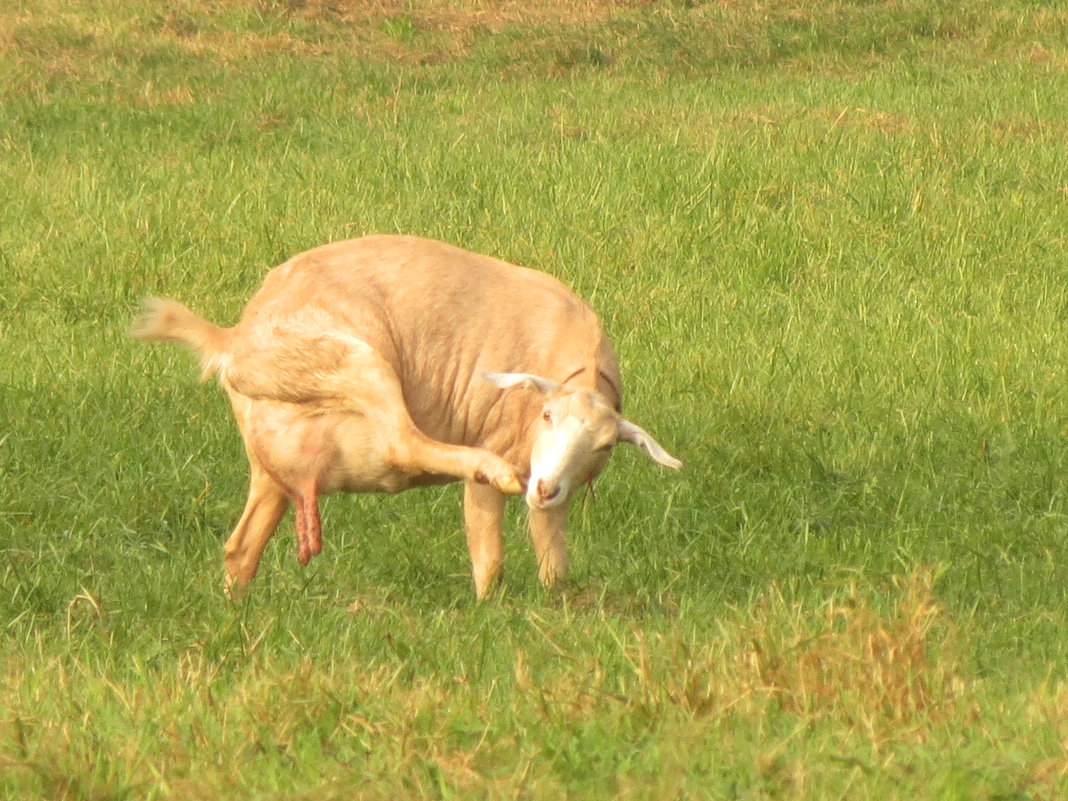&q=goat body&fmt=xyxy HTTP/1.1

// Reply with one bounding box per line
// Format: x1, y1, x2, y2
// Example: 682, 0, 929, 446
134, 235, 680, 597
